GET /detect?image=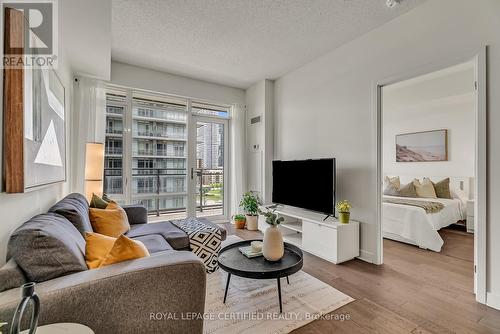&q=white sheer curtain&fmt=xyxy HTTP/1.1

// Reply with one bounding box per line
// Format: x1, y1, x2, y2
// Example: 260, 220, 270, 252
72, 77, 106, 193
230, 103, 247, 216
